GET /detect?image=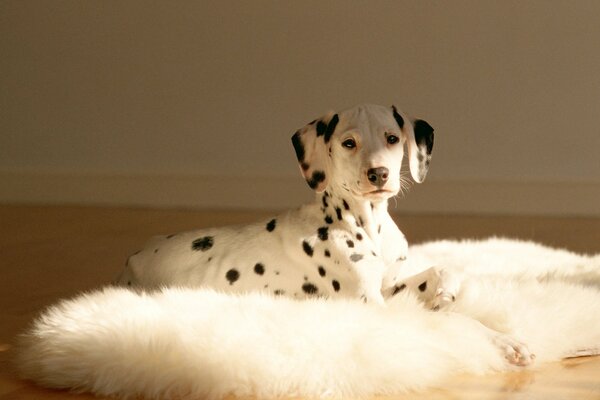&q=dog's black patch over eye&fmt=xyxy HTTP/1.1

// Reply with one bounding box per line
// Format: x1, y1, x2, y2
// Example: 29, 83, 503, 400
316, 120, 327, 137
226, 269, 240, 285
324, 114, 339, 143
192, 236, 214, 251
302, 241, 314, 257
266, 219, 277, 232
391, 105, 404, 129
342, 138, 356, 149
302, 282, 318, 294
317, 227, 329, 241
386, 134, 400, 145
332, 280, 341, 292
254, 263, 265, 275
